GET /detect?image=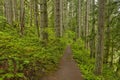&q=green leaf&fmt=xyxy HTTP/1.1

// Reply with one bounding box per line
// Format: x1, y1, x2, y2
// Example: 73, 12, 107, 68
0, 77, 4, 80
3, 73, 14, 78
16, 73, 24, 77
